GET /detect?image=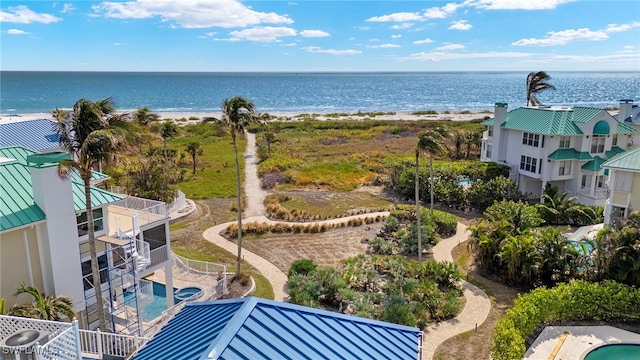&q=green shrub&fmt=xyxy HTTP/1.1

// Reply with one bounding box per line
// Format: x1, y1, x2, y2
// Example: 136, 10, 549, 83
288, 259, 318, 277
